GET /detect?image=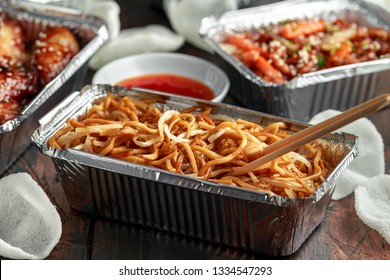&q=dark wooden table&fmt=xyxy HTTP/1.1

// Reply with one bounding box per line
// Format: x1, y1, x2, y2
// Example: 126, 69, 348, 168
2, 0, 390, 260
